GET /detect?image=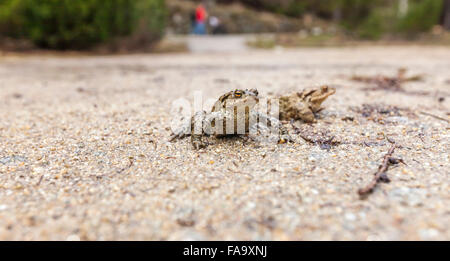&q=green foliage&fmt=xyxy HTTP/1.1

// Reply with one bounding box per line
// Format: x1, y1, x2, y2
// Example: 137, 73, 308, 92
396, 0, 443, 35
220, 0, 446, 39
237, 0, 307, 17
354, 0, 444, 39
0, 0, 23, 36
235, 0, 387, 19
1, 0, 446, 46
356, 10, 386, 39
0, 0, 166, 49
284, 1, 308, 17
